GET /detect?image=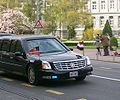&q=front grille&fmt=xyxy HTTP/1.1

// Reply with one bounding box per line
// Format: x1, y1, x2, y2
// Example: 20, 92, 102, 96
53, 59, 86, 71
